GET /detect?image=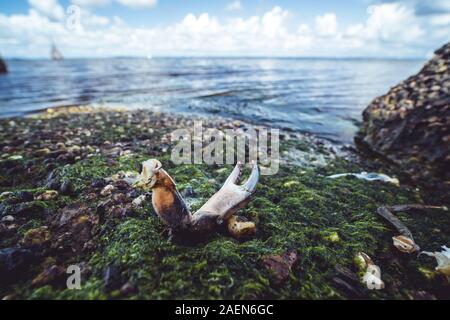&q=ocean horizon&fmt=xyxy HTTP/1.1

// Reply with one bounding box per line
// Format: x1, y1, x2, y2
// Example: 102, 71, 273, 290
0, 57, 425, 143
